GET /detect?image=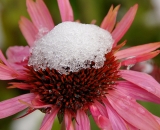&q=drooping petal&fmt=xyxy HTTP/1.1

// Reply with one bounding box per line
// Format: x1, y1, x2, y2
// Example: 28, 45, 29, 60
103, 99, 128, 130
112, 4, 138, 47
19, 17, 38, 46
107, 91, 160, 130
0, 93, 35, 119
75, 110, 90, 130
120, 70, 160, 98
57, 0, 74, 22
90, 105, 112, 130
26, 0, 54, 31
116, 81, 160, 104
0, 63, 19, 80
101, 5, 120, 32
40, 106, 59, 130
121, 50, 160, 66
115, 42, 160, 59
